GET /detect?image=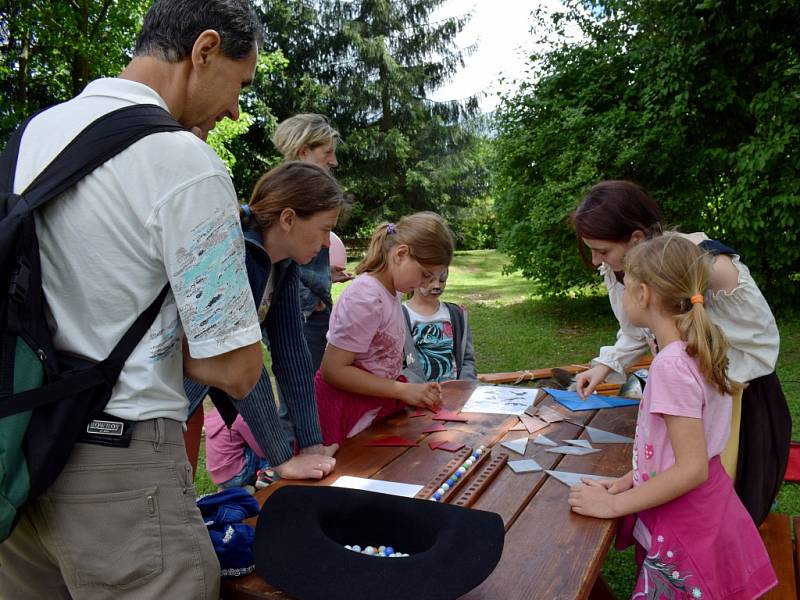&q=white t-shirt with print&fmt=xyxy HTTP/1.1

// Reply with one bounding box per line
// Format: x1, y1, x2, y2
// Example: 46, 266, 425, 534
13, 78, 262, 422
